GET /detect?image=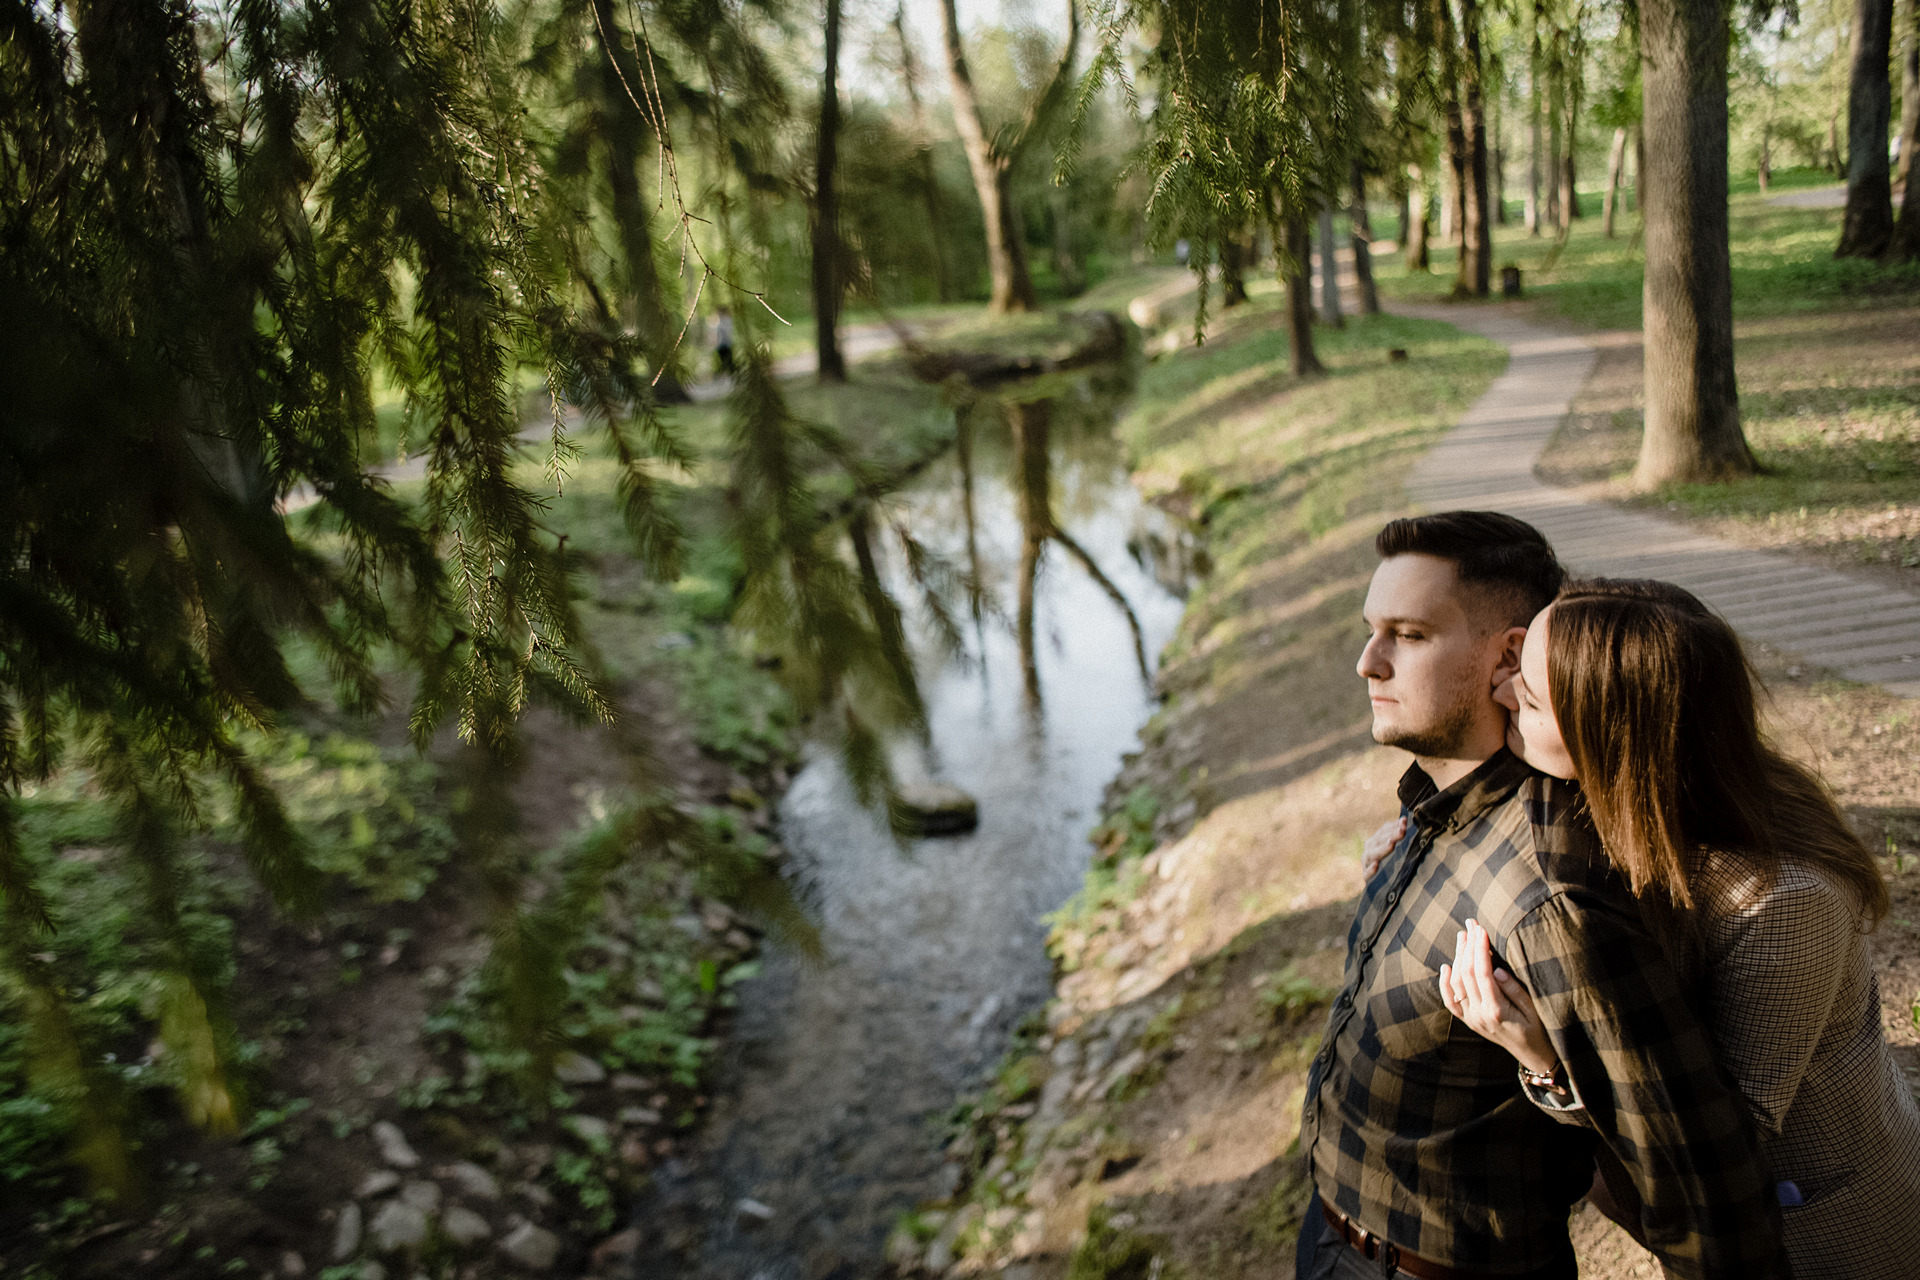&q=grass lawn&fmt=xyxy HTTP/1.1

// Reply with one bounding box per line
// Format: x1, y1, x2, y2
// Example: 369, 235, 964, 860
1372, 167, 1920, 587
